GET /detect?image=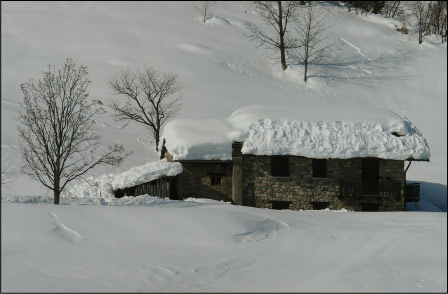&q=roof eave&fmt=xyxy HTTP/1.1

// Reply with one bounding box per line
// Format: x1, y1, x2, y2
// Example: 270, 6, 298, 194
406, 158, 430, 162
